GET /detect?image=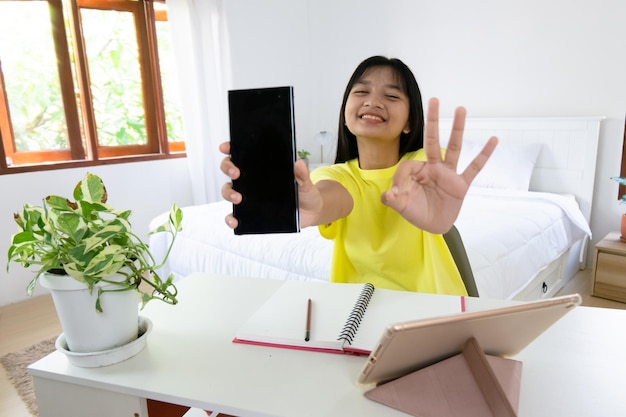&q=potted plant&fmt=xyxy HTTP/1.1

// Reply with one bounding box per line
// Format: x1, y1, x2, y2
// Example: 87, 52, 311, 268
611, 176, 626, 240
297, 149, 310, 168
7, 172, 183, 355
